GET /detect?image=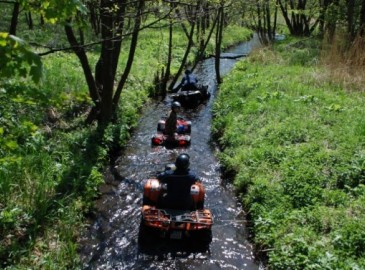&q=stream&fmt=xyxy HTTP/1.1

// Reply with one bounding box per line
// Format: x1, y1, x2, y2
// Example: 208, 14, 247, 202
79, 35, 263, 270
